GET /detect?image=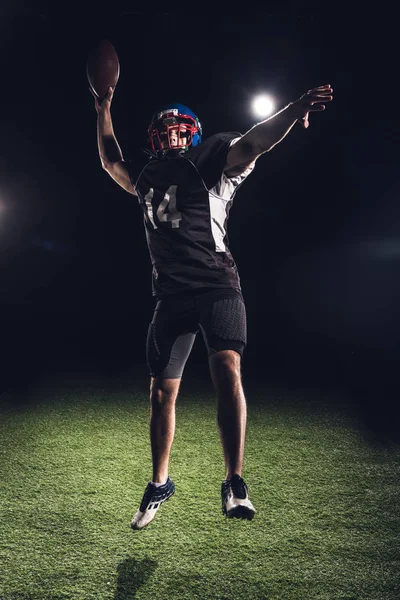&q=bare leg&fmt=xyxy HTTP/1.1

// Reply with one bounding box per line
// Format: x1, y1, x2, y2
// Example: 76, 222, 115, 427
209, 350, 247, 480
149, 376, 181, 483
